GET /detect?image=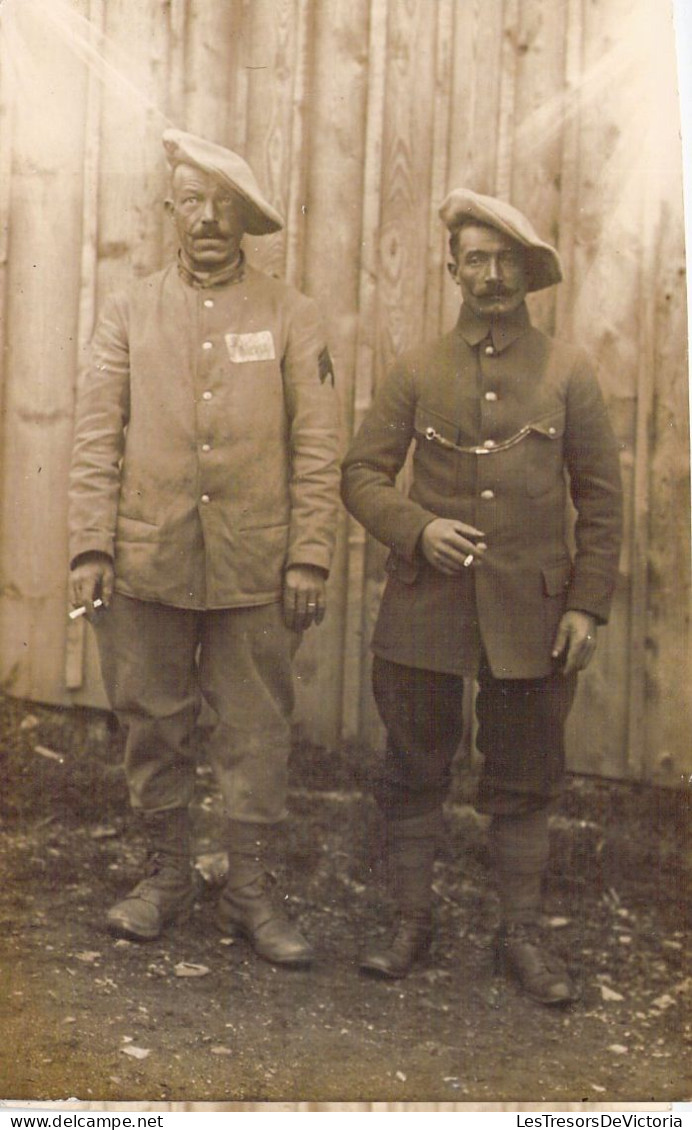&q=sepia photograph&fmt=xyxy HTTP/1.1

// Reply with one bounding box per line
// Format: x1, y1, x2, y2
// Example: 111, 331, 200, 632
0, 0, 689, 1113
